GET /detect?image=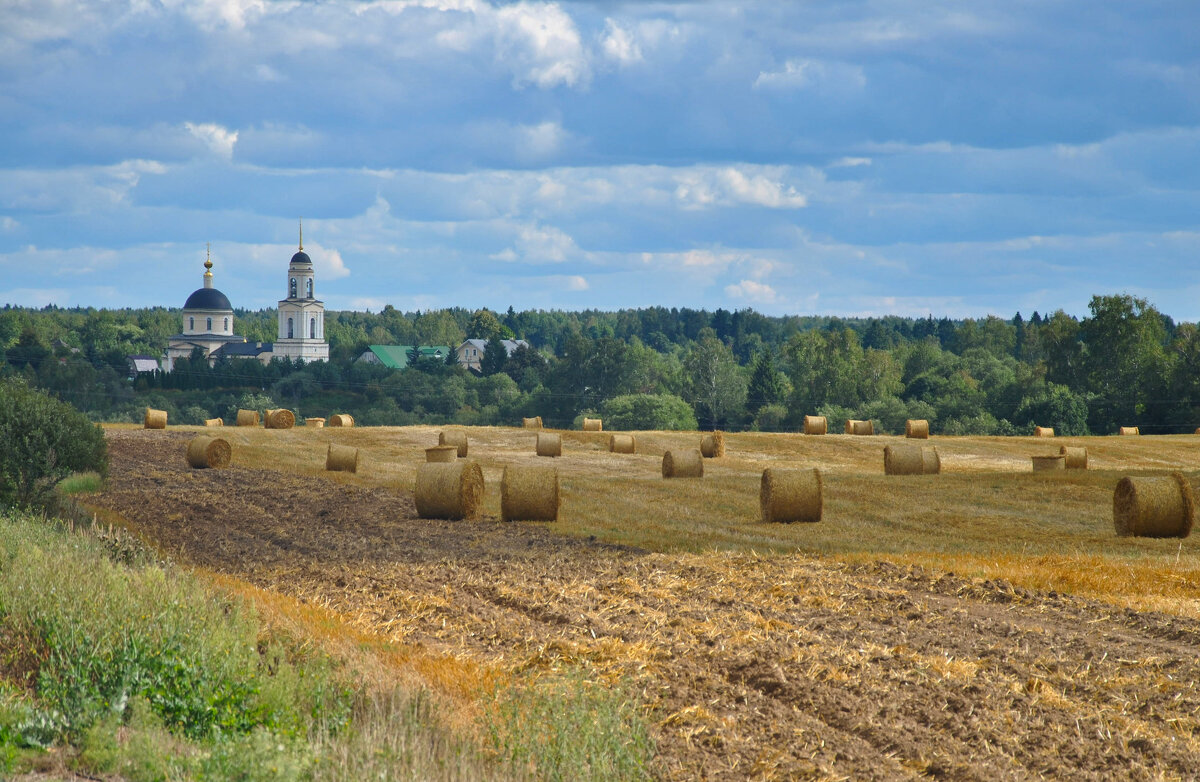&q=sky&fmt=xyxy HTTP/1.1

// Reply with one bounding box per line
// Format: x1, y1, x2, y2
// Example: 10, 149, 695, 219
1, 0, 1199, 321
